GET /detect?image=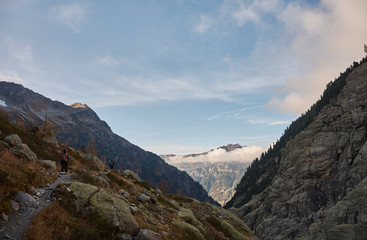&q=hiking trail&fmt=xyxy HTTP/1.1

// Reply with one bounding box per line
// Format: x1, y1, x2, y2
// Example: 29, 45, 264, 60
0, 172, 70, 240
